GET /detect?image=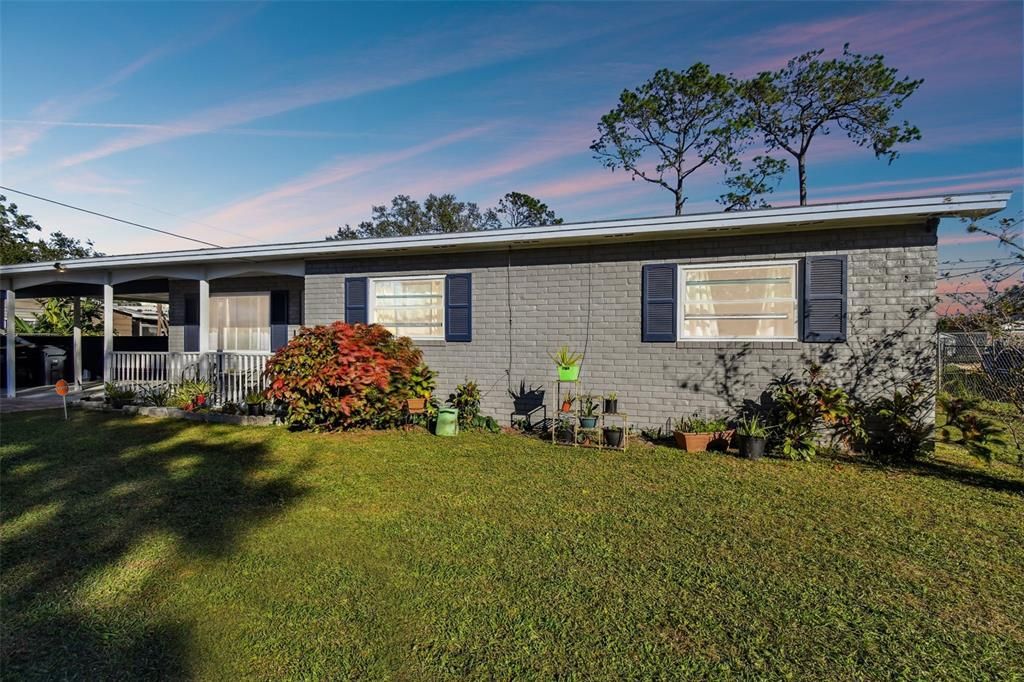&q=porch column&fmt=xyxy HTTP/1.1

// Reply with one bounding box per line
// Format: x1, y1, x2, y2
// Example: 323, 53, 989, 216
4, 288, 15, 399
73, 297, 83, 389
198, 277, 210, 377
103, 281, 114, 382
